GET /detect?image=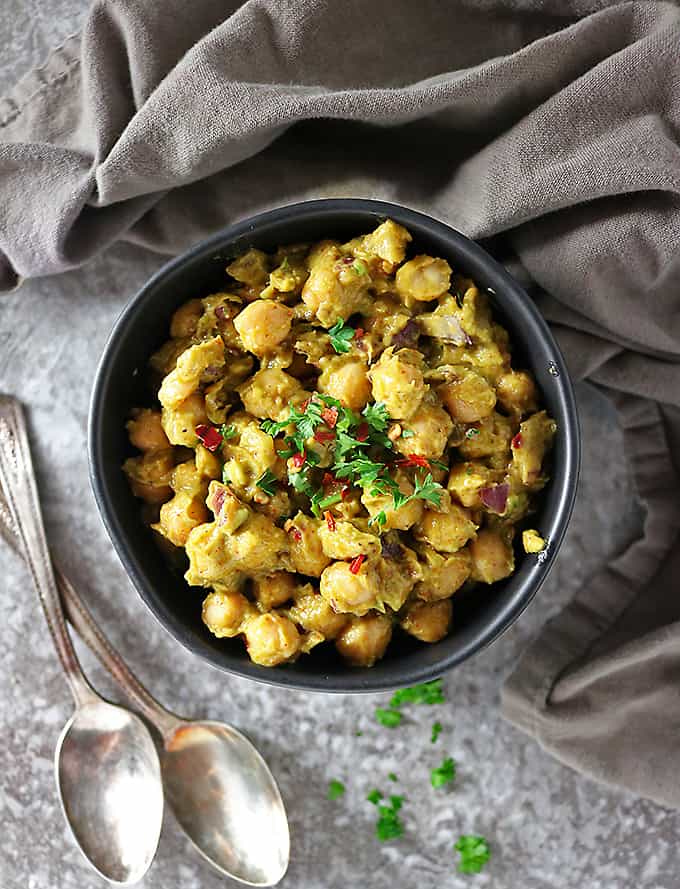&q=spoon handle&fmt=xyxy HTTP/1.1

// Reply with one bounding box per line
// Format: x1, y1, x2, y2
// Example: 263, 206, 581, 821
0, 396, 95, 707
0, 452, 180, 738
